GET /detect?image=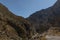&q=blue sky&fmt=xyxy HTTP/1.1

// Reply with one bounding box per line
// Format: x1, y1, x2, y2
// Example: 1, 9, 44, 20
0, 0, 57, 18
